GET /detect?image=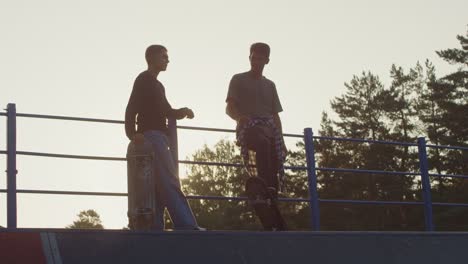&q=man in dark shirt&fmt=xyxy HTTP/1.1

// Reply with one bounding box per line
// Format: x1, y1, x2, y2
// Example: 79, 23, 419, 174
226, 43, 287, 230
125, 45, 202, 231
